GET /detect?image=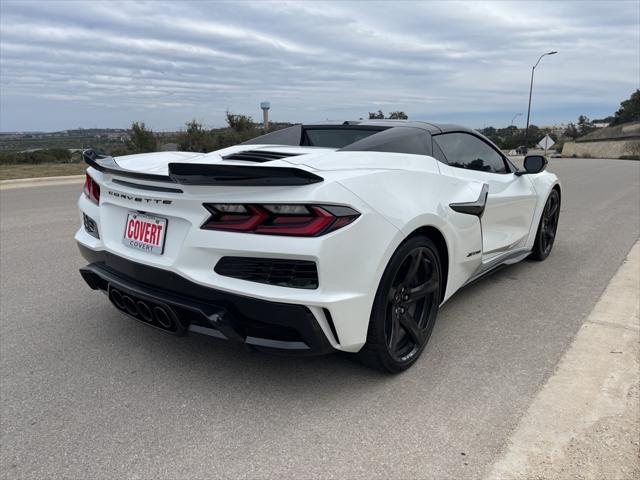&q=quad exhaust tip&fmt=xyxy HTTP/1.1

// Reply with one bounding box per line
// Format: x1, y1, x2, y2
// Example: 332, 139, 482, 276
153, 306, 174, 329
110, 289, 125, 310
108, 288, 179, 333
122, 295, 138, 316
136, 301, 153, 322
